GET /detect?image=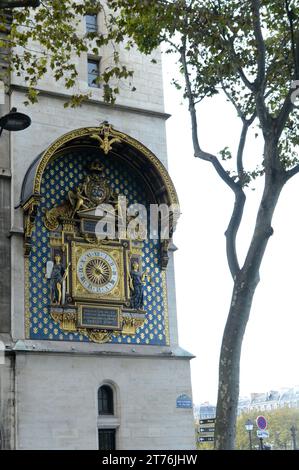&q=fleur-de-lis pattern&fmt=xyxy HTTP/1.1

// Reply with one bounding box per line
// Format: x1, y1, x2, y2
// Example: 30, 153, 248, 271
26, 148, 168, 345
